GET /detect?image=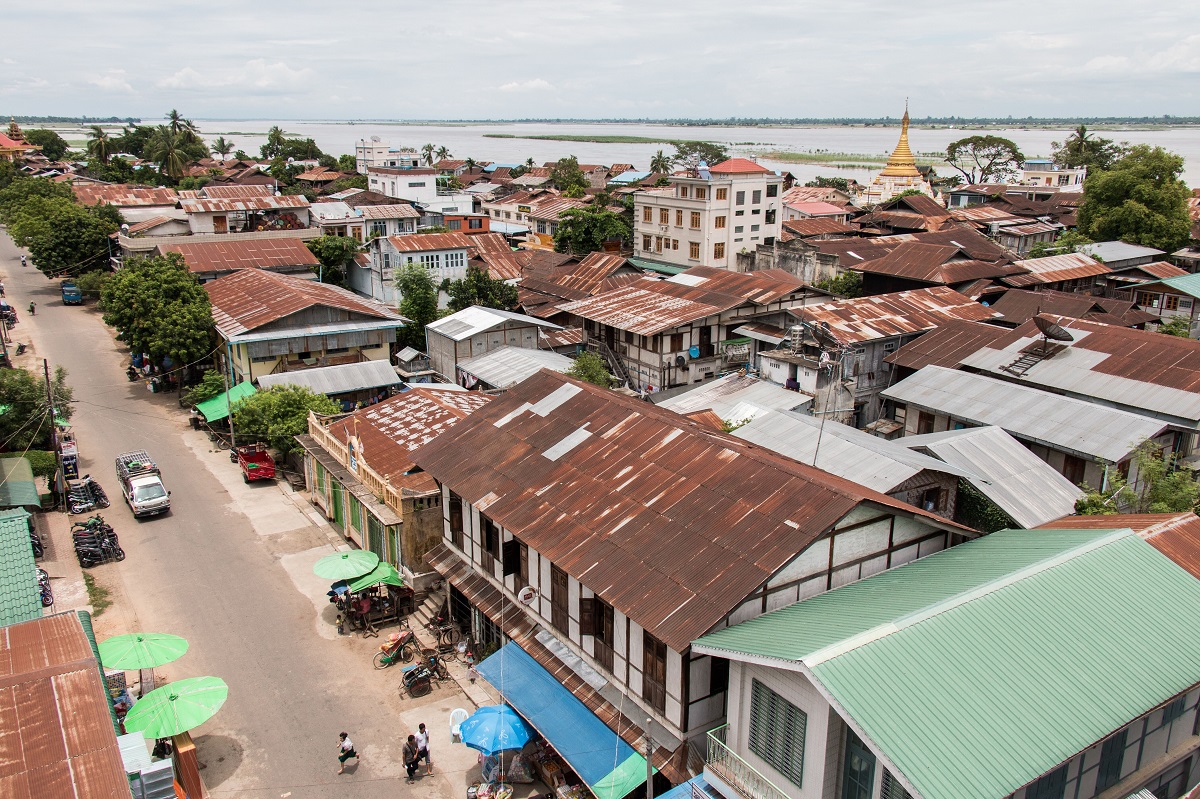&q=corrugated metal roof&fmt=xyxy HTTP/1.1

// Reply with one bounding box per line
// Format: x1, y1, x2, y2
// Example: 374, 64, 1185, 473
179, 195, 310, 213
458, 346, 574, 389
692, 528, 1200, 799
159, 237, 319, 274
73, 183, 178, 207
957, 316, 1200, 427
792, 286, 997, 344
1138, 272, 1200, 299
386, 232, 474, 253
784, 201, 846, 216
1137, 261, 1188, 279
410, 371, 963, 652
900, 426, 1083, 528
1004, 252, 1111, 287
1080, 241, 1166, 263
309, 201, 361, 222
205, 269, 404, 338
781, 218, 854, 237
0, 458, 40, 509
201, 184, 274, 199
0, 509, 40, 628
427, 306, 561, 342
539, 327, 585, 349
881, 366, 1168, 462
1035, 511, 1200, 580
656, 374, 812, 423
0, 613, 131, 799
854, 242, 1021, 284
358, 203, 420, 219
986, 289, 1153, 327
256, 359, 401, 395
884, 318, 1008, 371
